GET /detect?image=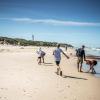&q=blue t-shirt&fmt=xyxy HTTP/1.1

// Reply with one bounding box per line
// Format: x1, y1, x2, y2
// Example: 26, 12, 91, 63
53, 48, 63, 61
